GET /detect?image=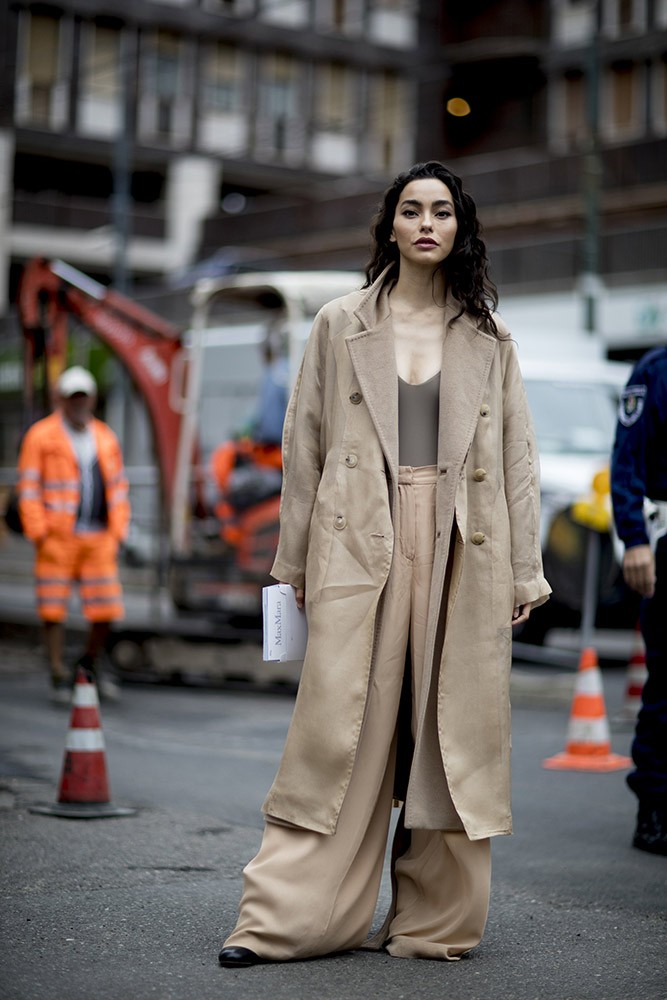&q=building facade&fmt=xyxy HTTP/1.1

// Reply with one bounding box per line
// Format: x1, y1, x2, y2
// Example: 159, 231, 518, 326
202, 0, 667, 356
0, 0, 420, 312
1, 0, 665, 354
427, 0, 667, 358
